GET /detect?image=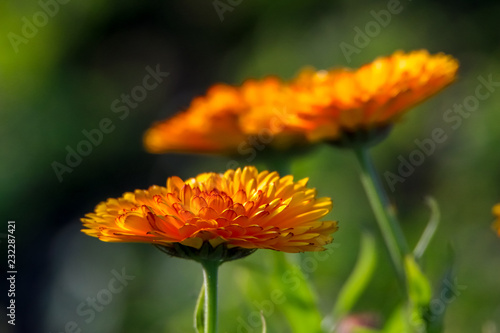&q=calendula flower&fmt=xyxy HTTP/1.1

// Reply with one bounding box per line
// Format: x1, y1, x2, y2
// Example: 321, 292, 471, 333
143, 84, 247, 154
143, 77, 306, 155
81, 166, 337, 261
287, 50, 459, 144
144, 50, 457, 154
492, 203, 500, 236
